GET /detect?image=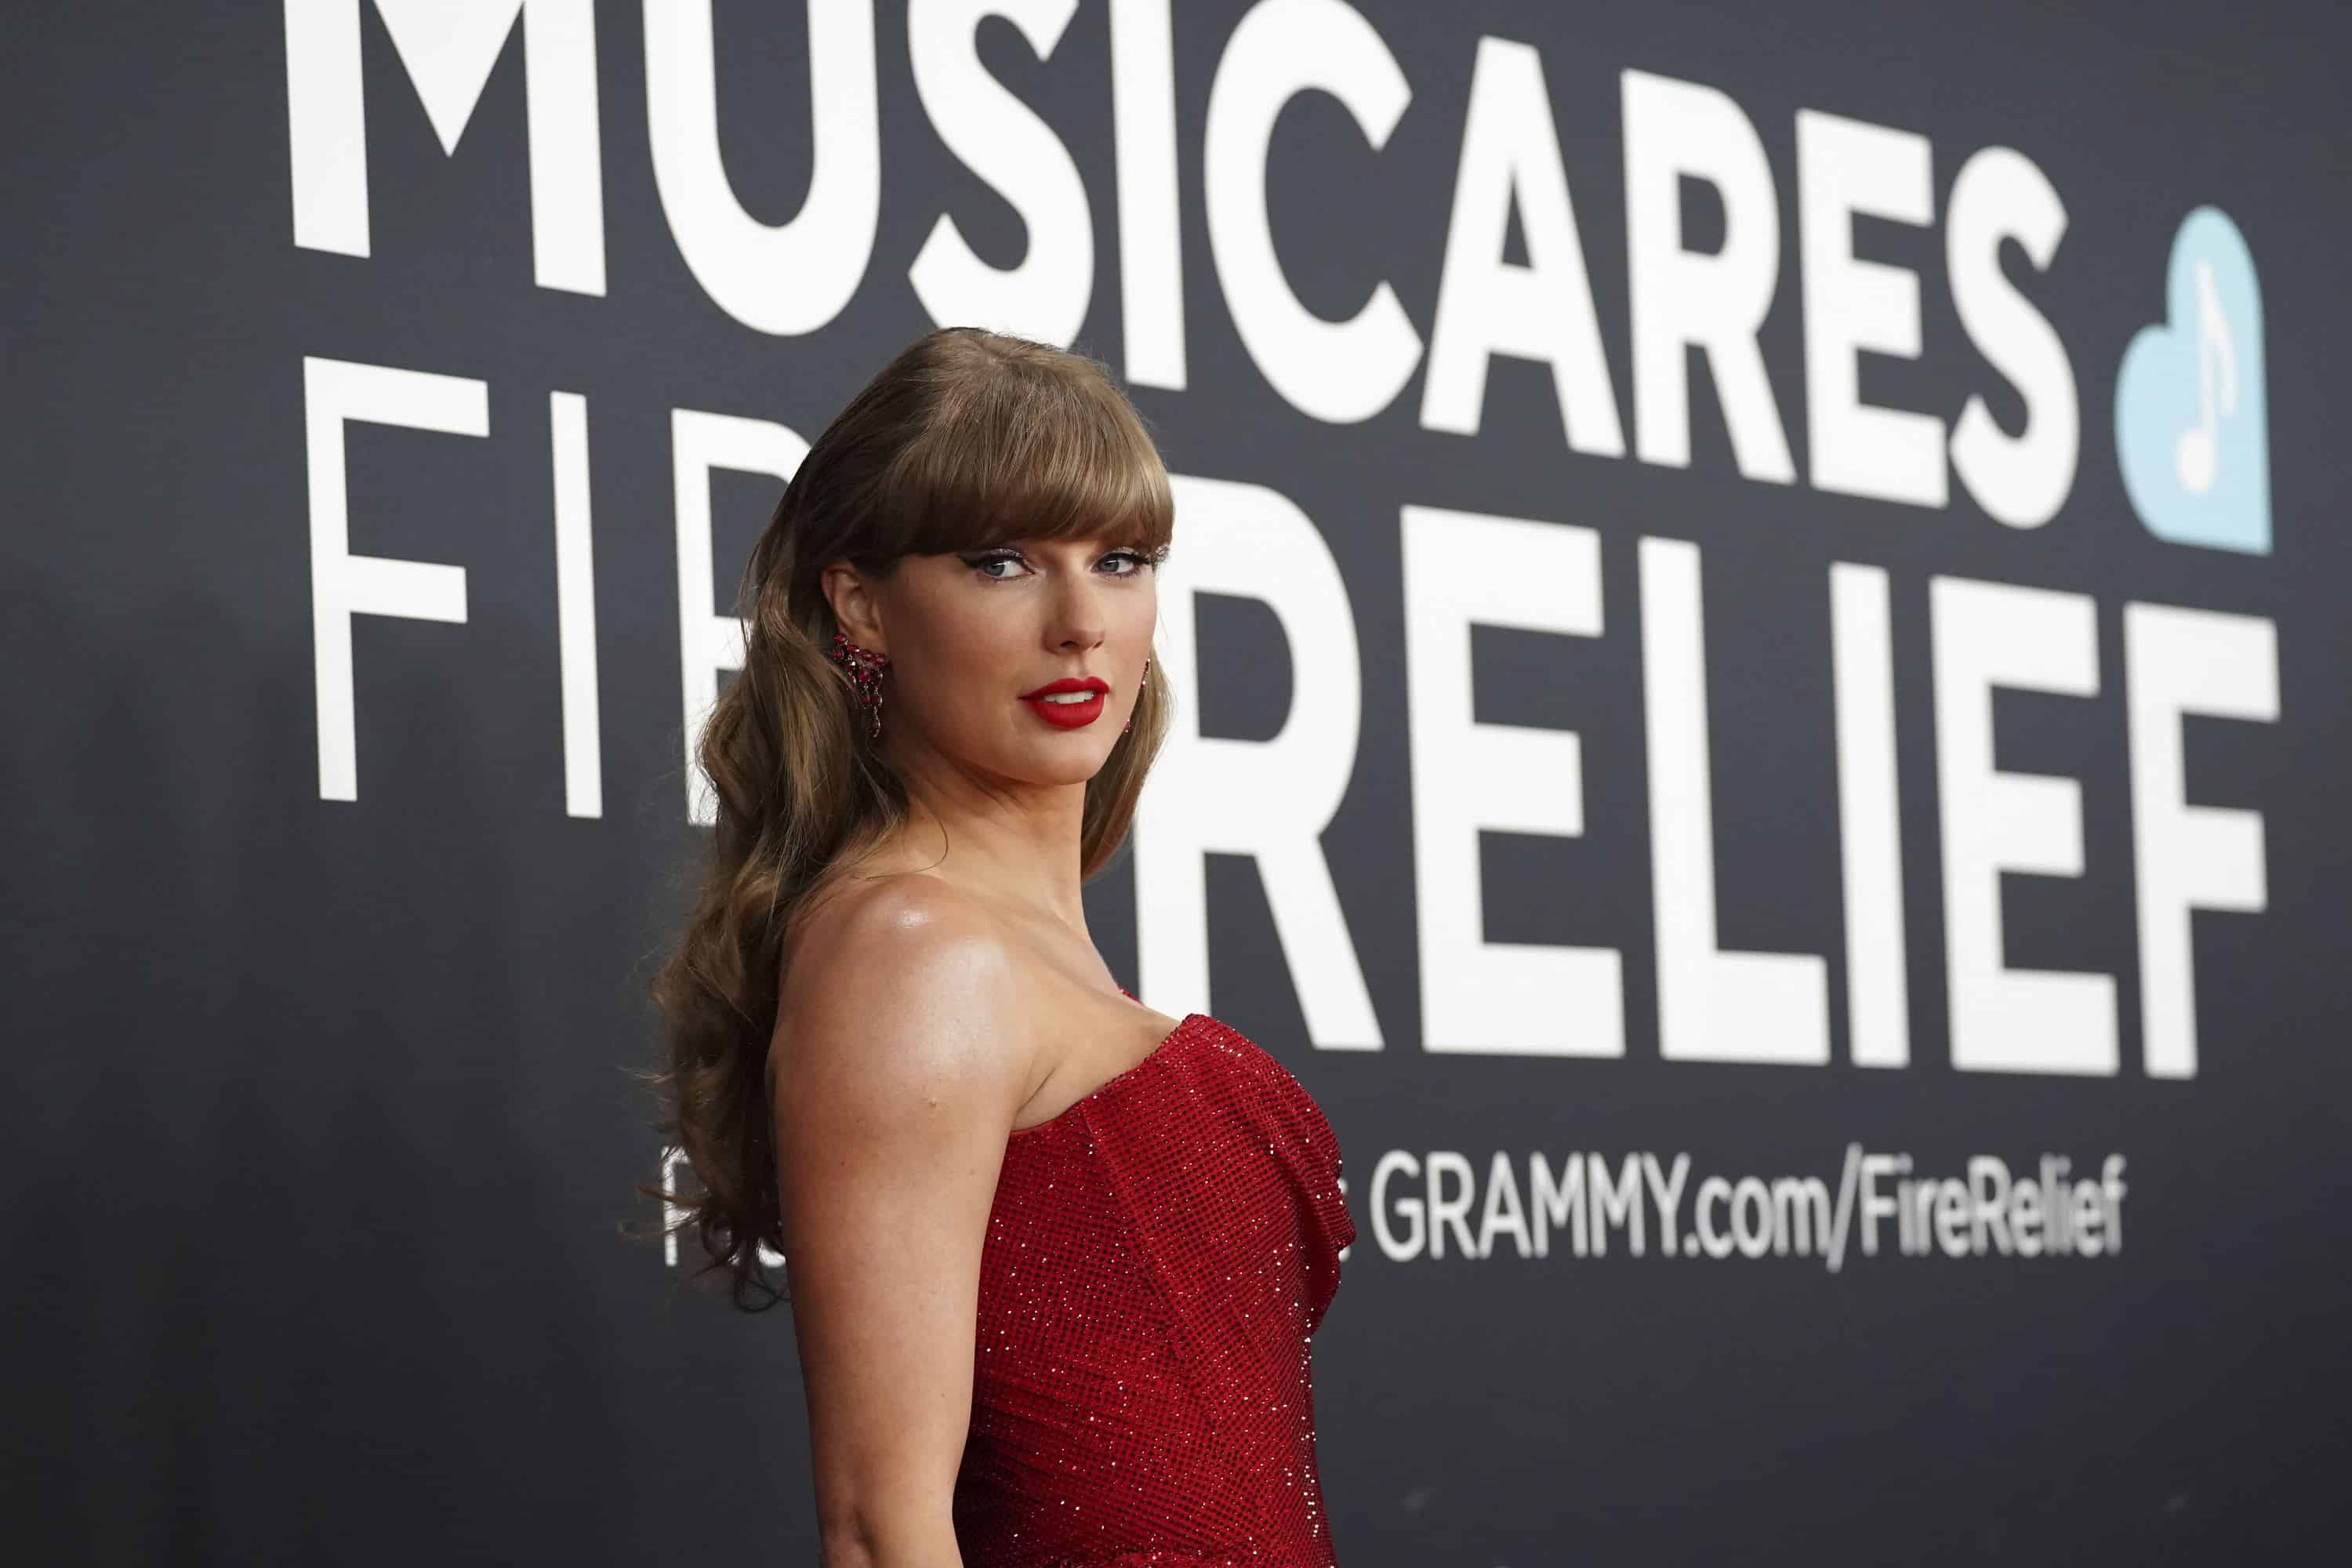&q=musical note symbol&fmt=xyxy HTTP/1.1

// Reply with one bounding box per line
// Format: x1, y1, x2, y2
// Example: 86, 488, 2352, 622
2173, 260, 2238, 495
